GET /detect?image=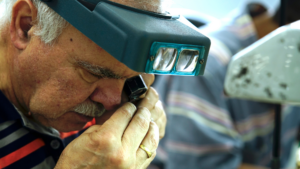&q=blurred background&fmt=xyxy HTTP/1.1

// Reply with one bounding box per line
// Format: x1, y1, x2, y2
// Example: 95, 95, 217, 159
171, 0, 279, 19
170, 0, 280, 25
